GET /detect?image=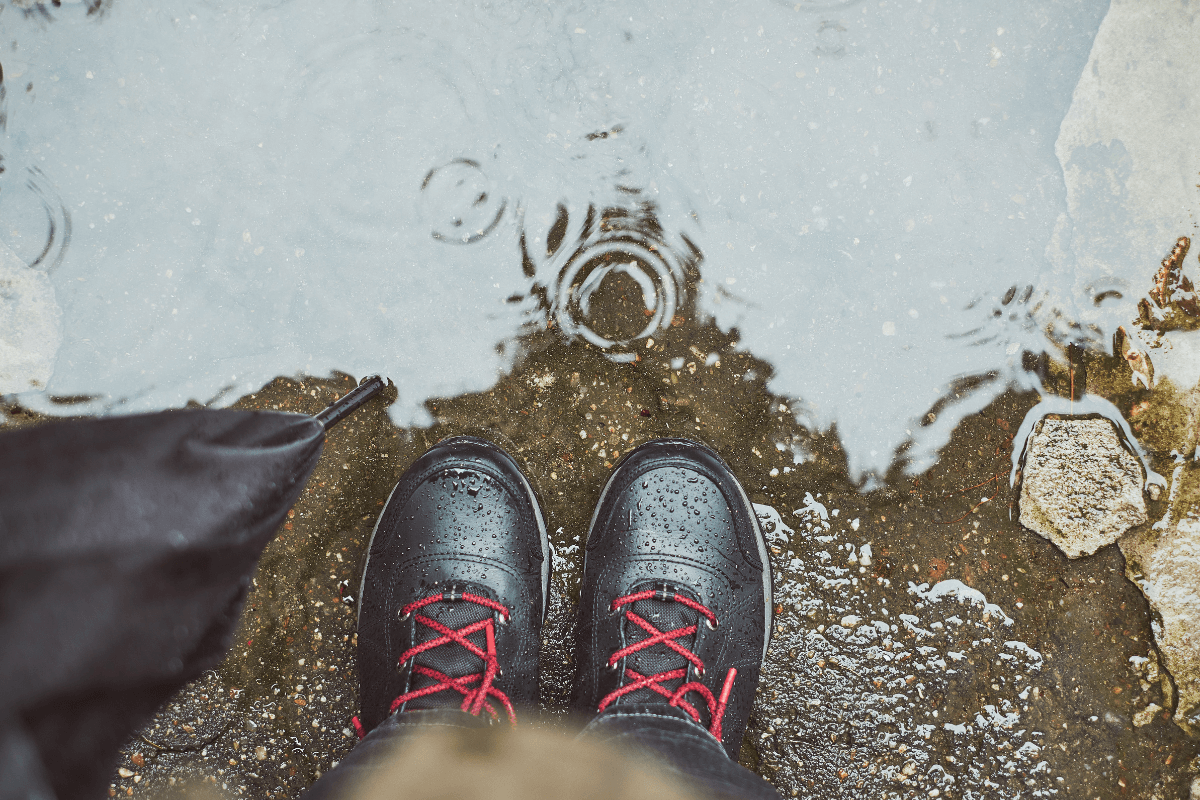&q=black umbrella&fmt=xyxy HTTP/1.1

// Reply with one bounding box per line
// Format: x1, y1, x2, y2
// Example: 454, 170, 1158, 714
0, 376, 385, 800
